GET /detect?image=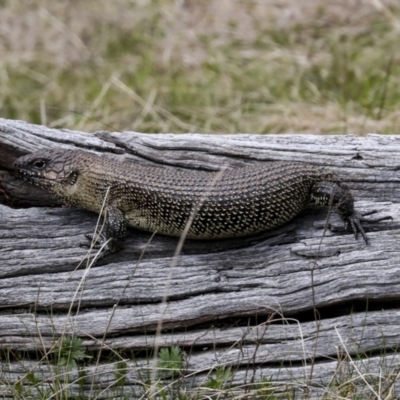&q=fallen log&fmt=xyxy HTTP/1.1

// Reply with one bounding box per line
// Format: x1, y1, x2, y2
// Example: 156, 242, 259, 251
0, 118, 399, 398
